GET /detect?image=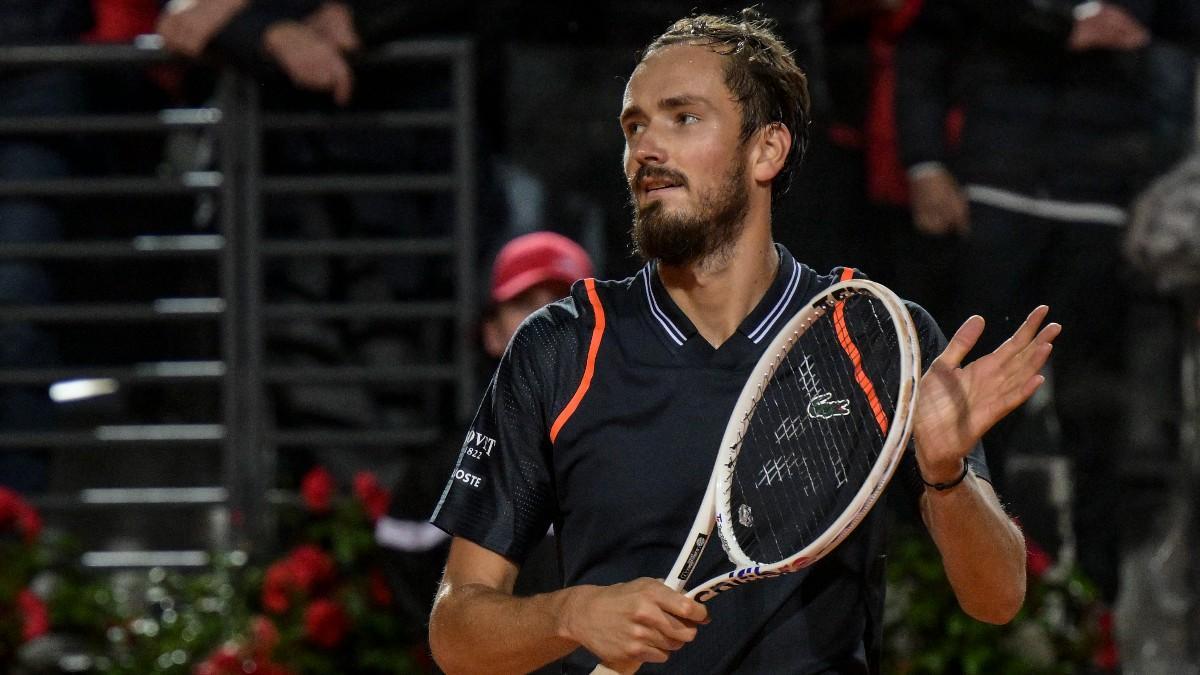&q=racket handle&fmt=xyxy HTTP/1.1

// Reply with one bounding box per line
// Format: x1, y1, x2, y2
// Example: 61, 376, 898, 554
591, 665, 636, 675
